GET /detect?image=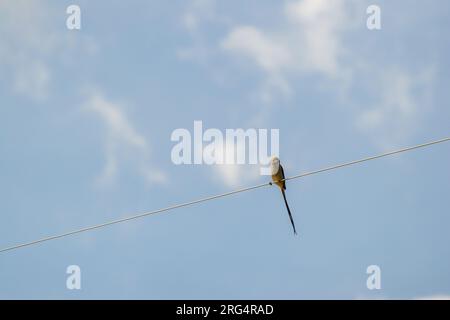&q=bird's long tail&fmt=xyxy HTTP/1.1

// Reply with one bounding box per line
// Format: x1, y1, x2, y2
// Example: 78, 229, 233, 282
281, 189, 297, 235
